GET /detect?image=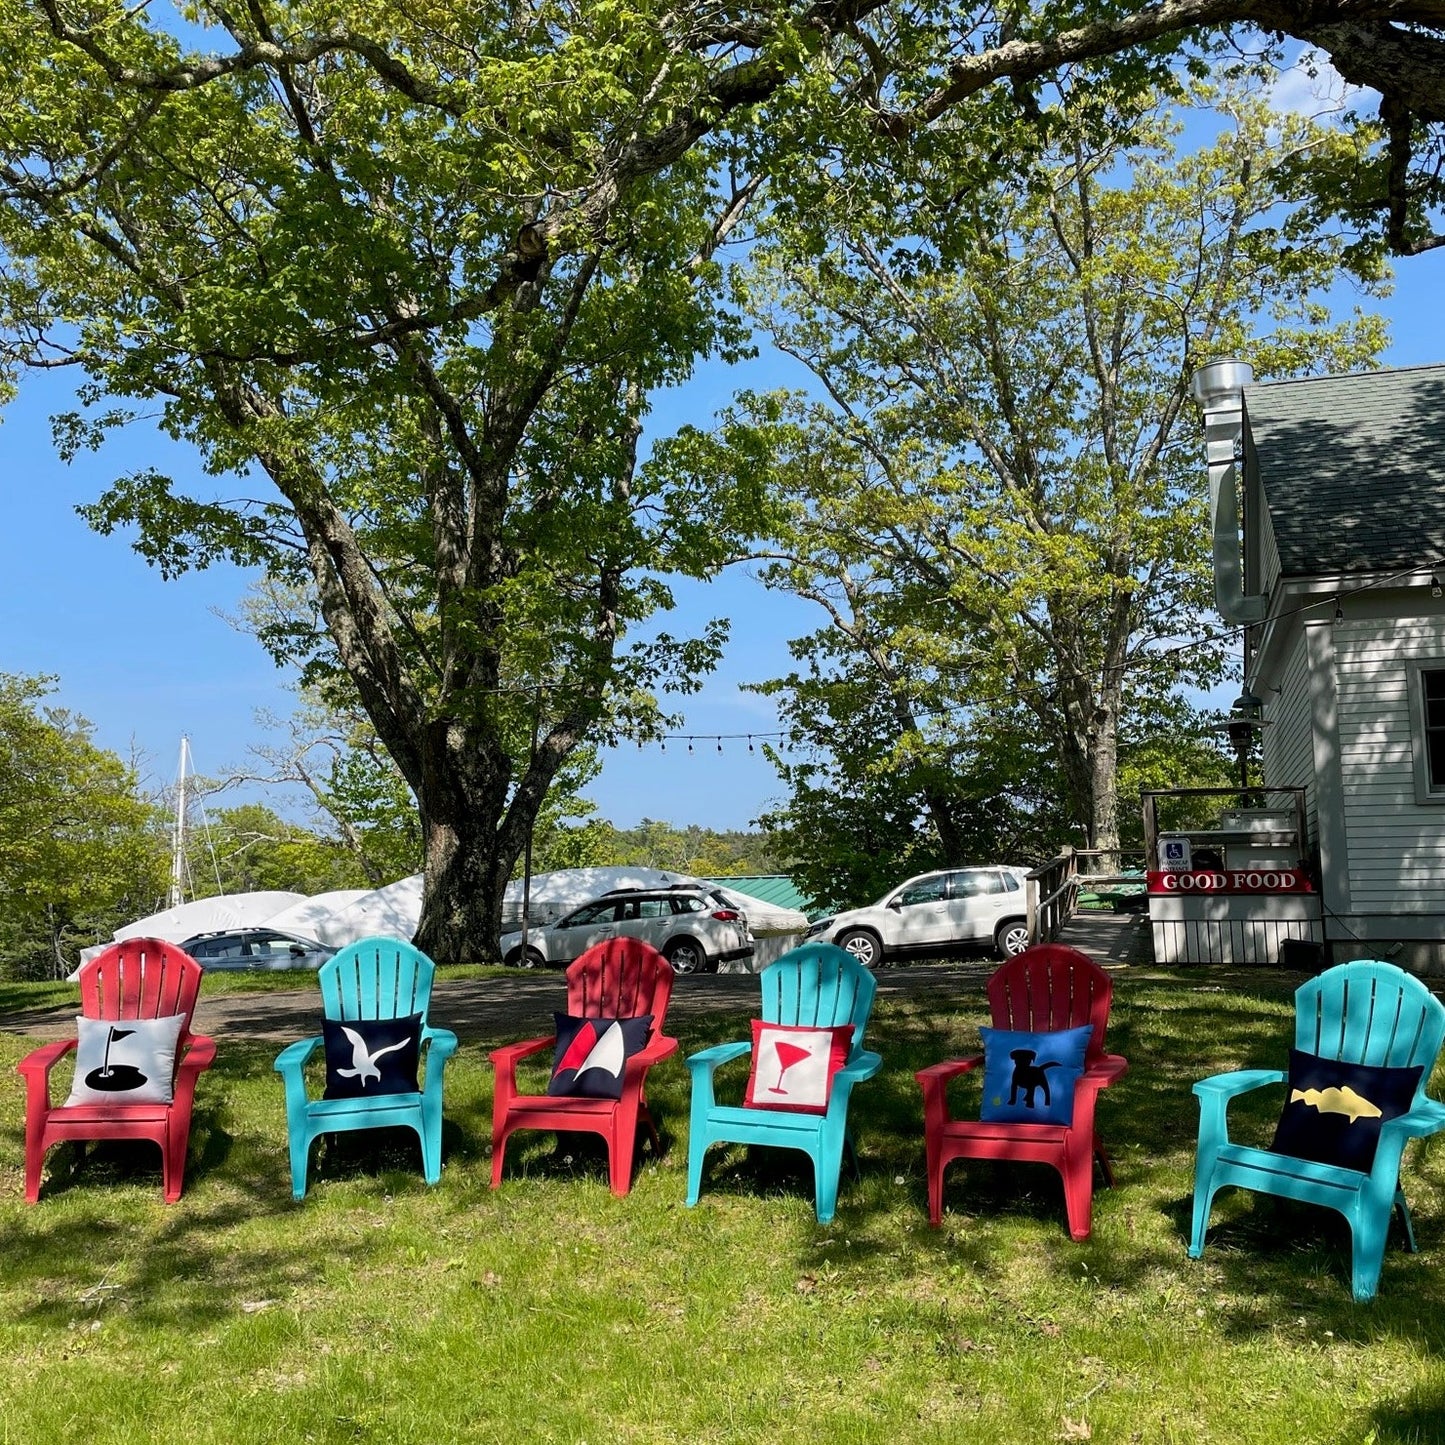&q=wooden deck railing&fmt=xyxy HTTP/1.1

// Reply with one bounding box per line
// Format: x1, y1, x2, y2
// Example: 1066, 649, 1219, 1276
1026, 848, 1148, 944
